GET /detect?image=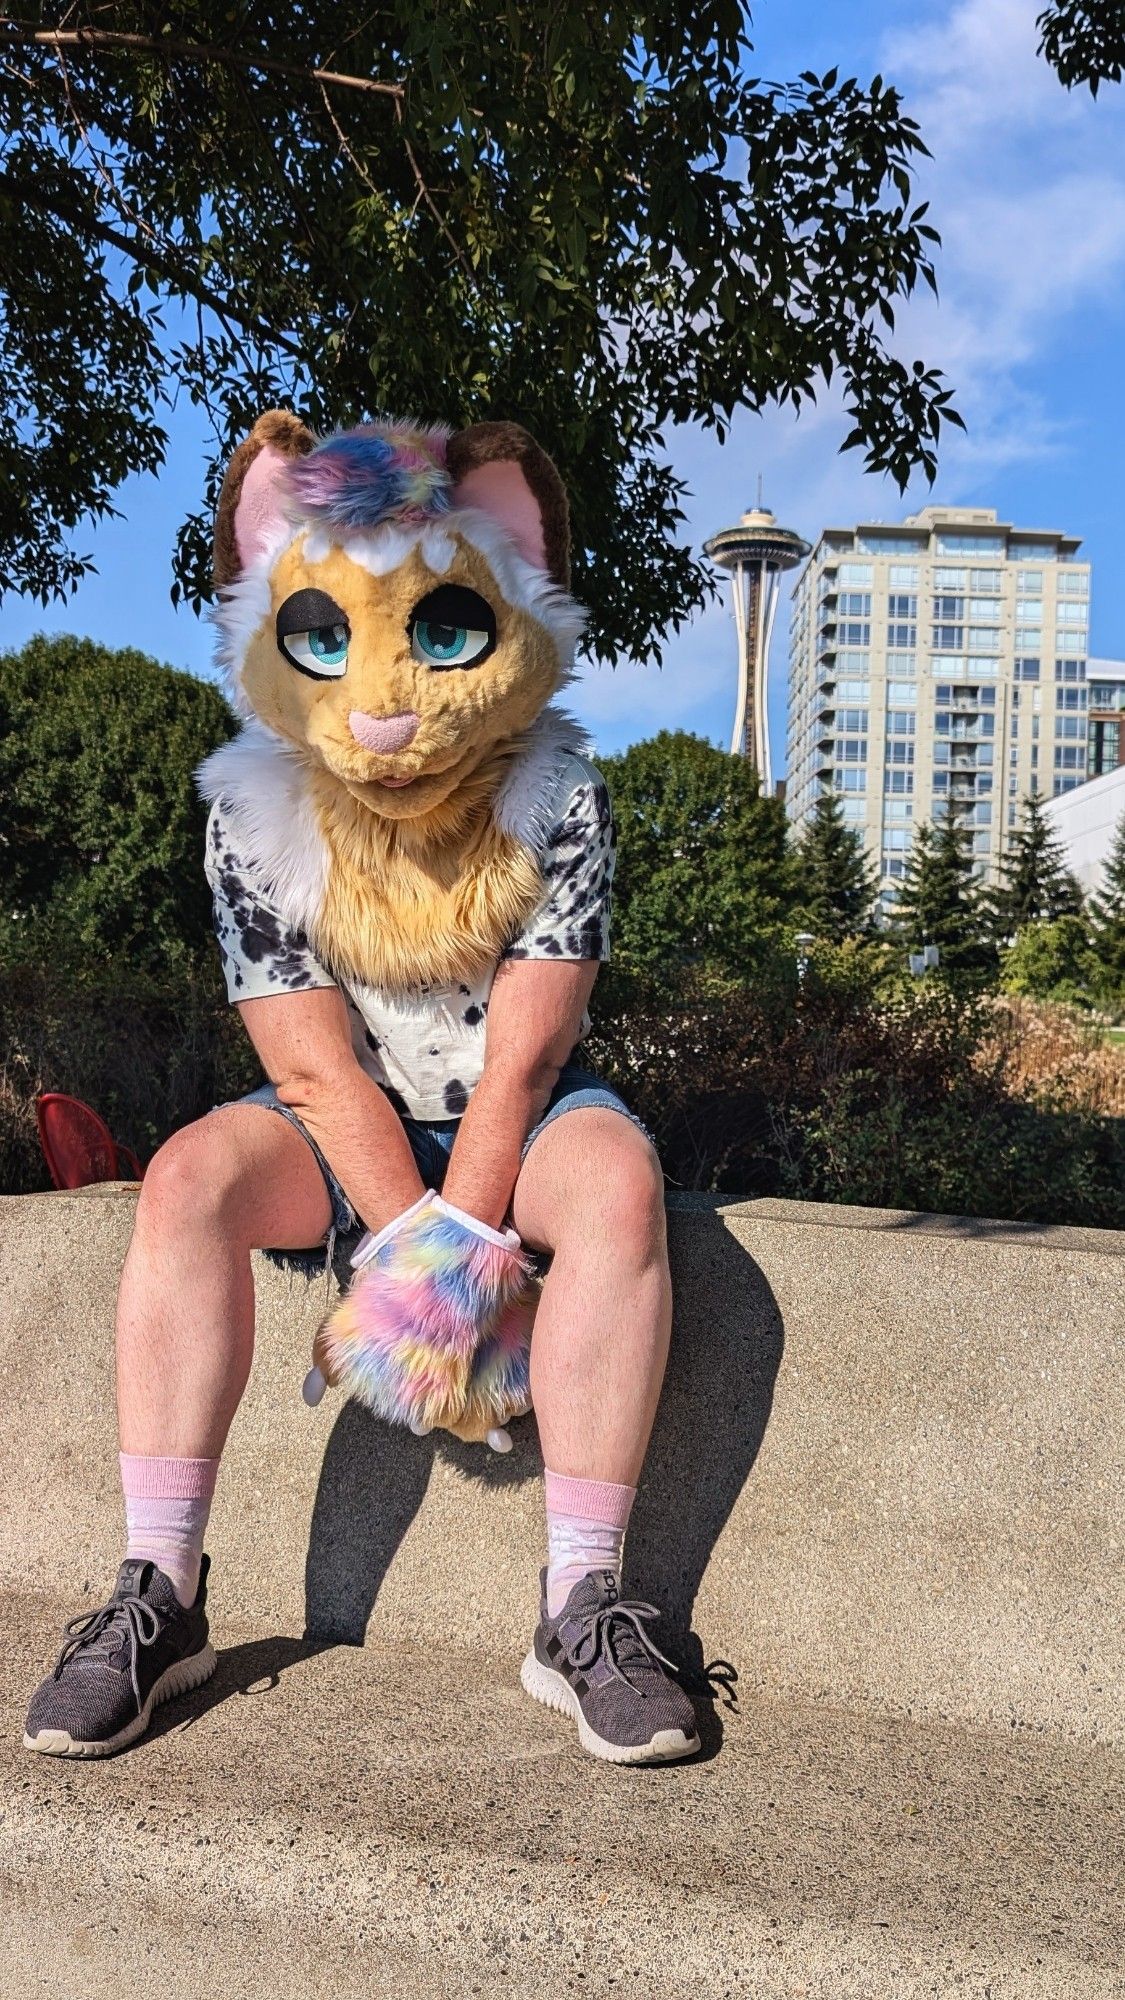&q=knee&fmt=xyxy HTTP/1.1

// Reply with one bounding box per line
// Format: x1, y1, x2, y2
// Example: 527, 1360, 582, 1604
585, 1127, 667, 1259
135, 1118, 245, 1238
